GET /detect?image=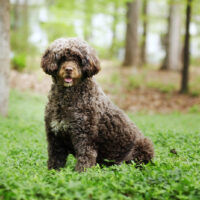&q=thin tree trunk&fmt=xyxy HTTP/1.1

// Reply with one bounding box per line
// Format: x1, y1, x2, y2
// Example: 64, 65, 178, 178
180, 0, 192, 93
141, 0, 148, 65
161, 2, 181, 70
110, 2, 119, 57
12, 0, 20, 31
0, 0, 10, 116
83, 0, 93, 41
123, 0, 140, 67
23, 0, 29, 46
